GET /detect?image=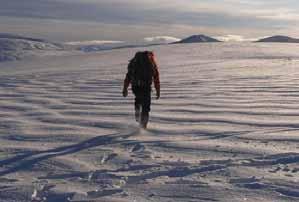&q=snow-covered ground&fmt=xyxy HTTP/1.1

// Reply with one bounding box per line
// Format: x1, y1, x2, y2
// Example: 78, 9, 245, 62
0, 42, 299, 202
